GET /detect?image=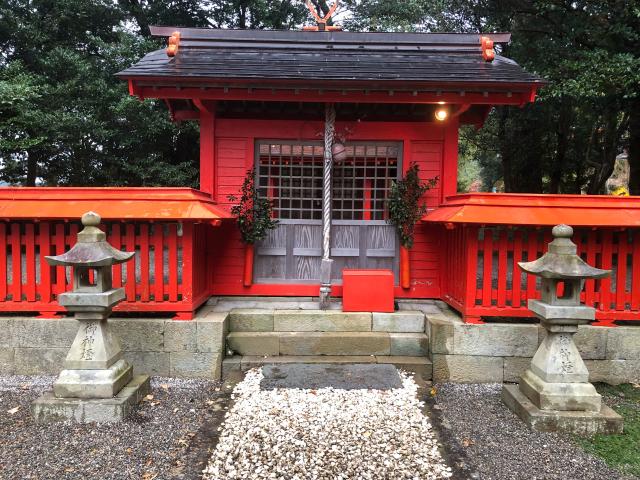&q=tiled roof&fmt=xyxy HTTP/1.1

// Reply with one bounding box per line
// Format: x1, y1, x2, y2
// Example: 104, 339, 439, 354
117, 27, 543, 88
